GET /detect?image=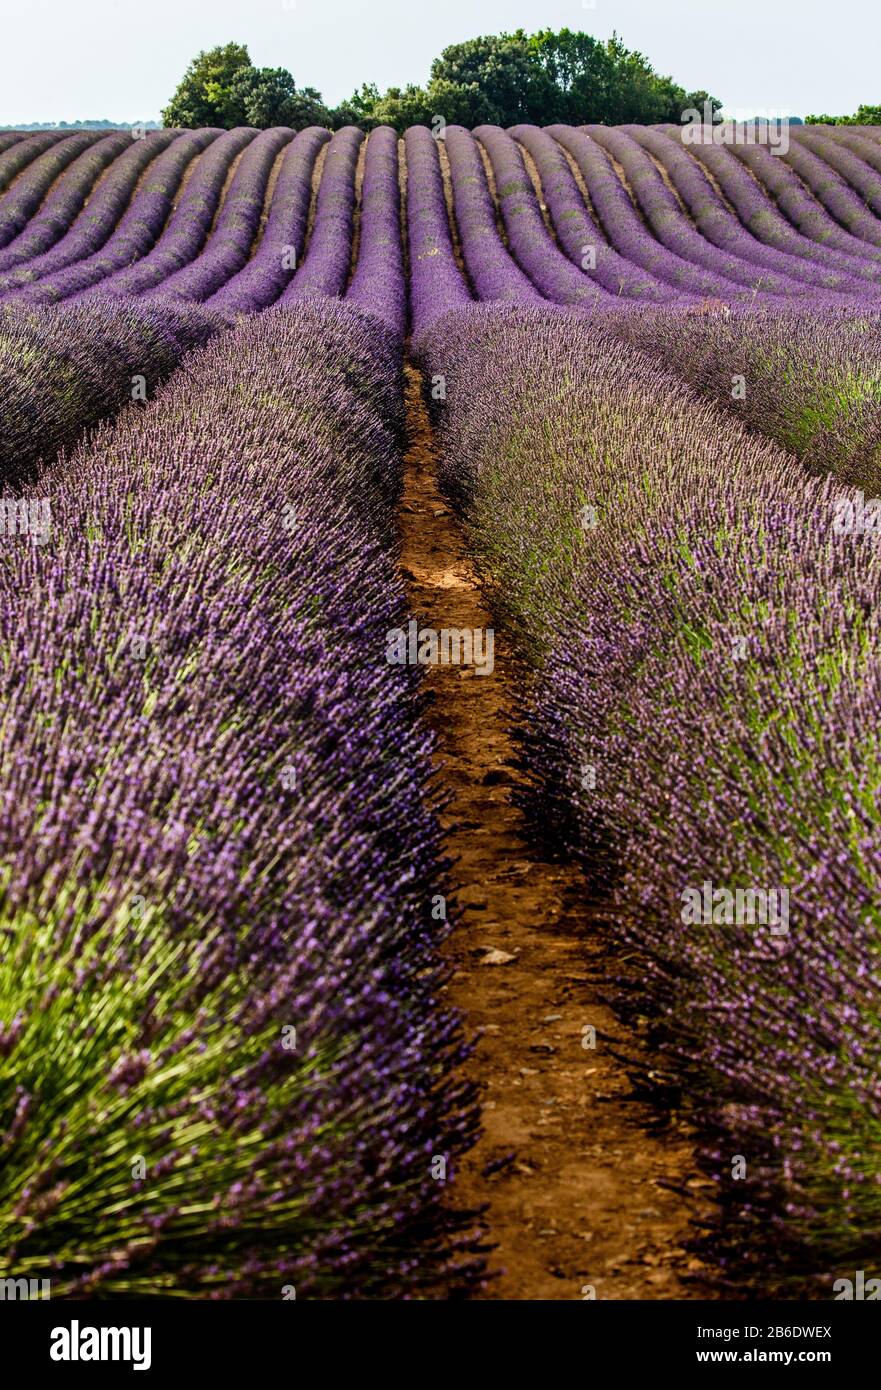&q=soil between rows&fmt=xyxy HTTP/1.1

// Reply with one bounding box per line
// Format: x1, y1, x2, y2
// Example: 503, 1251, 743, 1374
398, 362, 719, 1301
